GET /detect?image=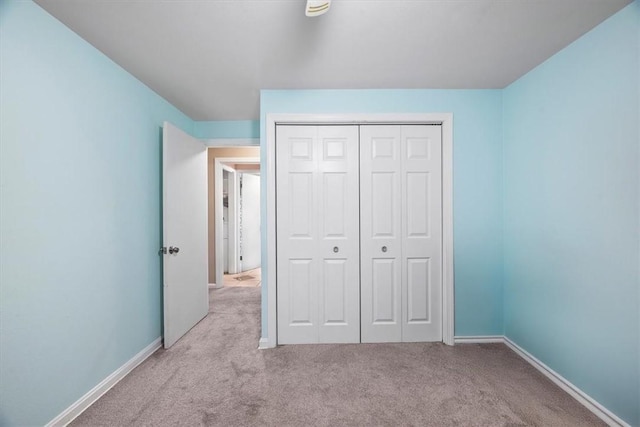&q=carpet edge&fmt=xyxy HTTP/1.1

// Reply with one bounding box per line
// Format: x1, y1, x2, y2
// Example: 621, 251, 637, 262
503, 336, 630, 427
45, 337, 162, 427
